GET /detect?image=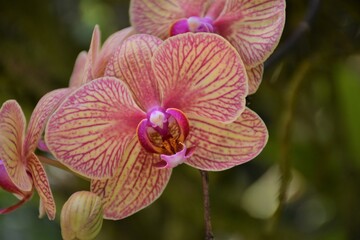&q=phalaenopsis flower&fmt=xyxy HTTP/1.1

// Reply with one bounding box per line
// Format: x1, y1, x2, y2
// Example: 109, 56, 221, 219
45, 32, 268, 219
130, 0, 286, 94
